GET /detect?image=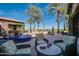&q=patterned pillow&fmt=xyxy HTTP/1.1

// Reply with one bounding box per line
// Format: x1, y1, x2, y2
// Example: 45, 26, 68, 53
63, 36, 76, 45
2, 40, 17, 55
